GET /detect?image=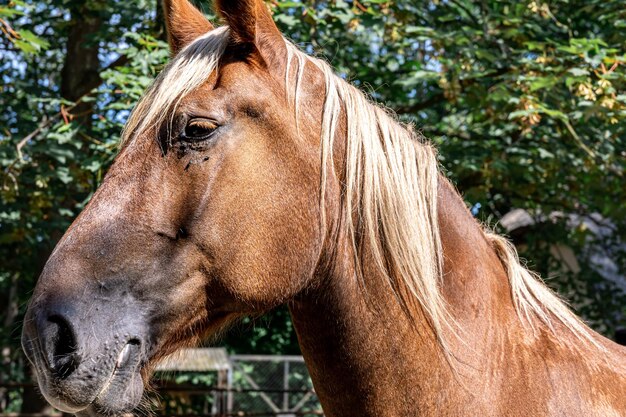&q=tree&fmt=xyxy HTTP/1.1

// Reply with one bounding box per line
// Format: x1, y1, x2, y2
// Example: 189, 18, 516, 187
1, 0, 164, 411
1, 0, 624, 410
